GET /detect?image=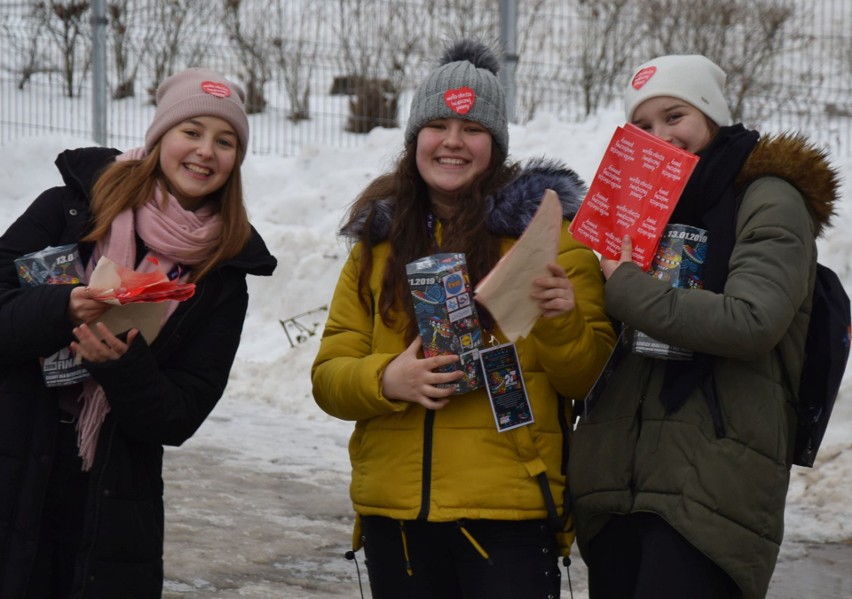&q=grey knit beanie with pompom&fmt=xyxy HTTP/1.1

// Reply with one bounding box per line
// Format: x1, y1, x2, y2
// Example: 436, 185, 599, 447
404, 39, 508, 154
